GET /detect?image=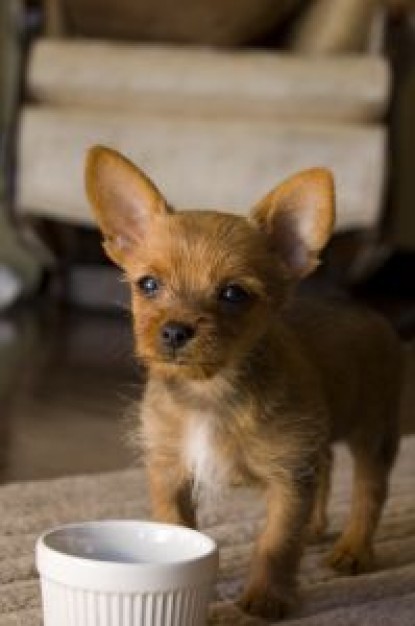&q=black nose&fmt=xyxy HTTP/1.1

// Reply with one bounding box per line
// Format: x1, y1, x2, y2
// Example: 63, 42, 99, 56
160, 321, 195, 350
